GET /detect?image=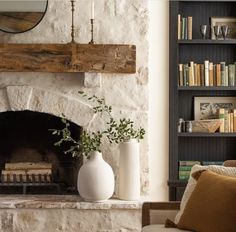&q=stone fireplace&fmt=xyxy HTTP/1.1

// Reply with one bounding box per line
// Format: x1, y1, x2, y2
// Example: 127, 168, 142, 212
0, 0, 148, 230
